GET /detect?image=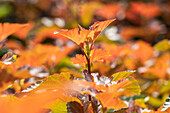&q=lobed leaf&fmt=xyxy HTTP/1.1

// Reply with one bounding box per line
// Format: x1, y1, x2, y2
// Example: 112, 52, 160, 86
54, 28, 91, 45
111, 70, 136, 81
54, 19, 116, 46
96, 93, 127, 110
90, 49, 110, 63
71, 49, 110, 66
71, 54, 87, 66
122, 77, 141, 94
